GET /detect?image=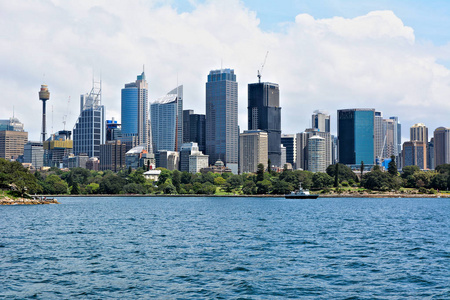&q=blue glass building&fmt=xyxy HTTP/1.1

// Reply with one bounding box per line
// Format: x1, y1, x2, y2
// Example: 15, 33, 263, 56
121, 72, 149, 150
150, 85, 183, 152
73, 83, 105, 158
337, 109, 375, 167
206, 69, 238, 173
